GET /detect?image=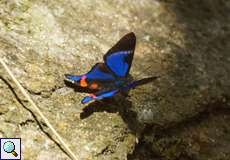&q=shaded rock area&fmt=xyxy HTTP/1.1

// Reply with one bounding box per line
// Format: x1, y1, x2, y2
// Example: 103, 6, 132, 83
0, 0, 230, 160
